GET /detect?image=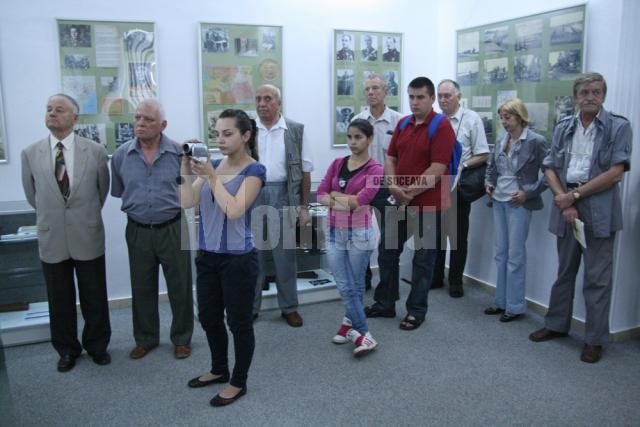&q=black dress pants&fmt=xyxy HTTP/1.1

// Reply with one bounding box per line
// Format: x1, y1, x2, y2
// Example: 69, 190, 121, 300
41, 255, 111, 357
